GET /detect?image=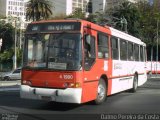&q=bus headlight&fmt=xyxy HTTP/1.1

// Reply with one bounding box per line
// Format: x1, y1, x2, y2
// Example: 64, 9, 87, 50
22, 80, 32, 86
